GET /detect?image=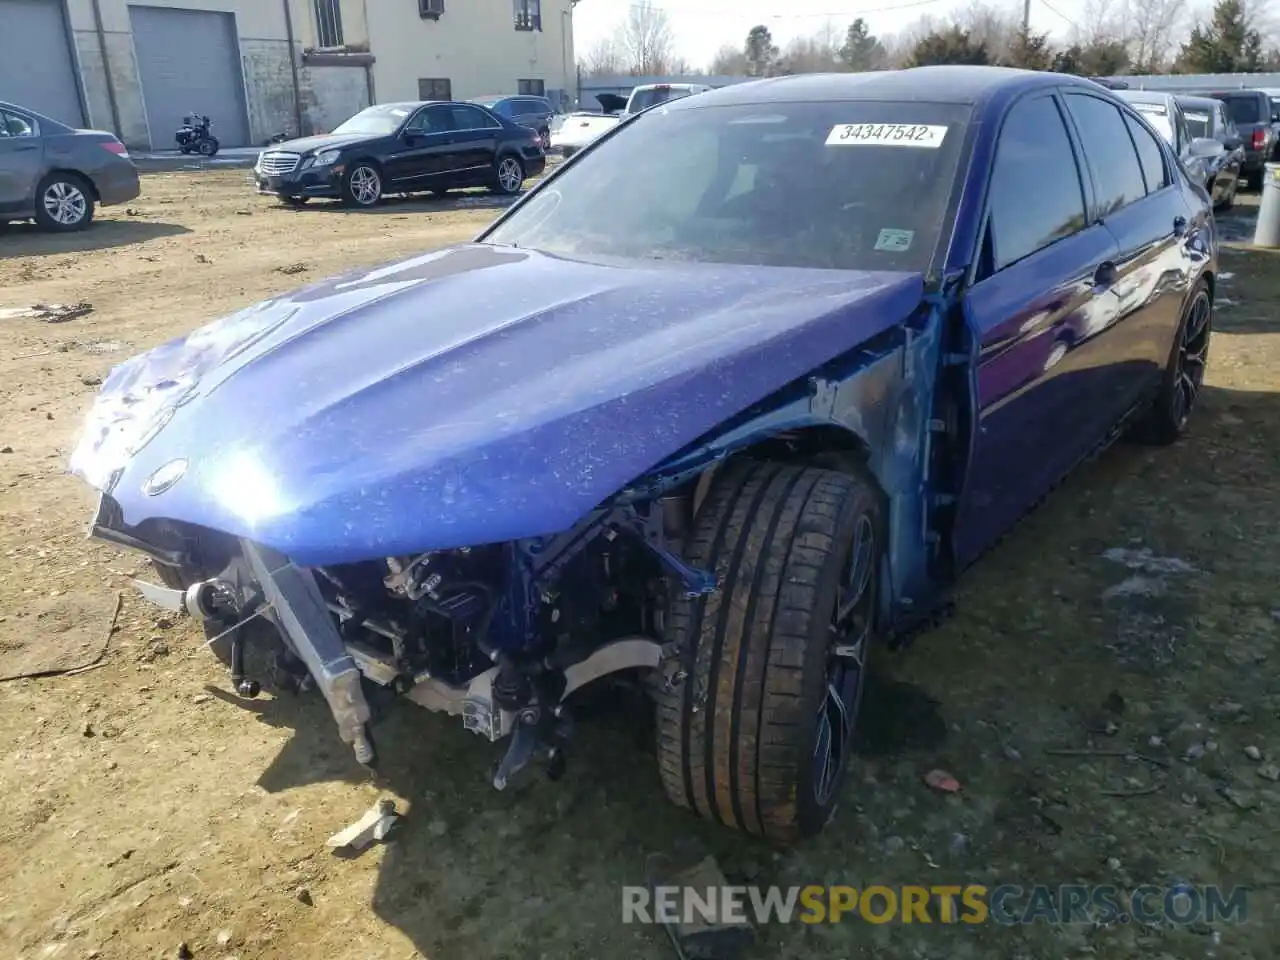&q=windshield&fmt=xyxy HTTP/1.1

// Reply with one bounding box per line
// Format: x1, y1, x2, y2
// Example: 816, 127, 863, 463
332, 104, 412, 136
627, 88, 692, 114
485, 100, 971, 273
1218, 95, 1260, 124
